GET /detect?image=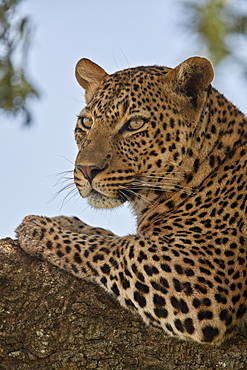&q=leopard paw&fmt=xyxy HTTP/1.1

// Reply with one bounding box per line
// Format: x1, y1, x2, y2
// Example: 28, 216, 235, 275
15, 215, 57, 258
